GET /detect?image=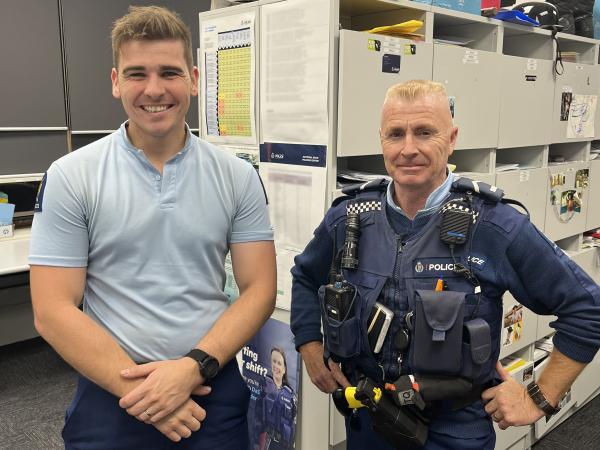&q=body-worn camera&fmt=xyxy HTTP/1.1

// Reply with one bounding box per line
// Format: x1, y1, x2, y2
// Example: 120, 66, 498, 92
325, 275, 355, 321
